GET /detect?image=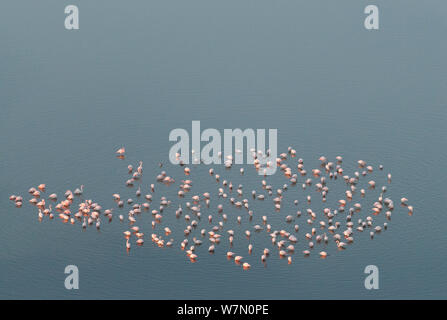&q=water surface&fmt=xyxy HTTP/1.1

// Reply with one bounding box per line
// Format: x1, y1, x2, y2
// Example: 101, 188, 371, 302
1, 1, 446, 299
